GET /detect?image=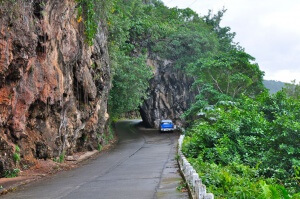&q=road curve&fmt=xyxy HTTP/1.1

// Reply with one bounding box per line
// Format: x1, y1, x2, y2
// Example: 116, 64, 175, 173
2, 120, 189, 199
